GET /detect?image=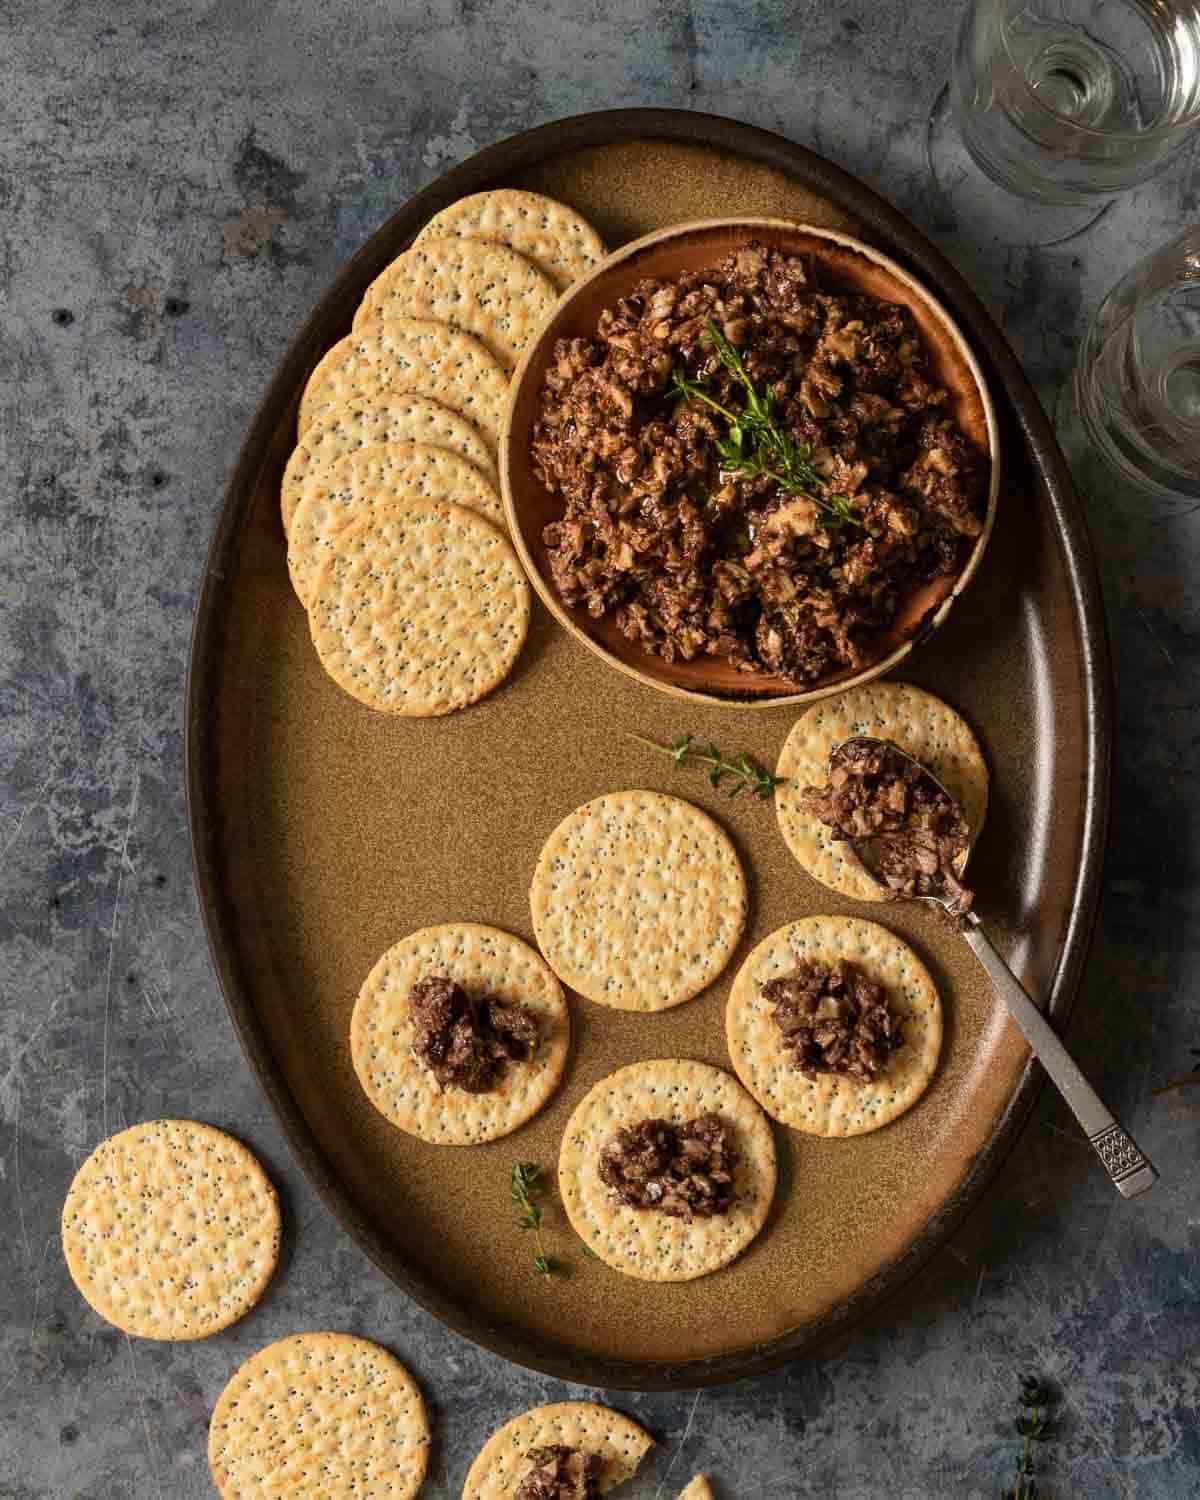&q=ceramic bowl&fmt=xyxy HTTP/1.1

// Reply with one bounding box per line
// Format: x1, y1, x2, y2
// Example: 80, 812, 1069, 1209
501, 217, 999, 708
